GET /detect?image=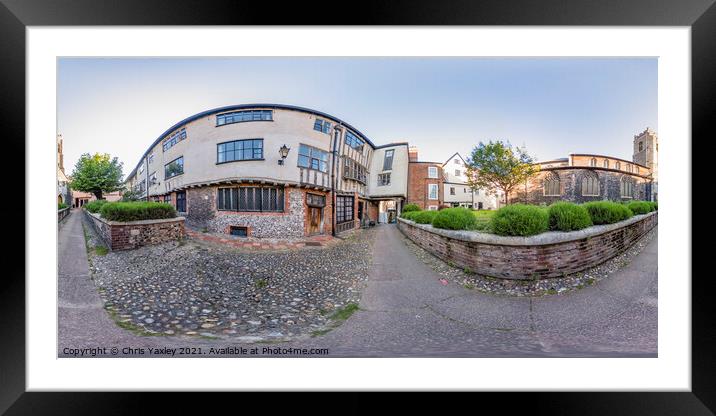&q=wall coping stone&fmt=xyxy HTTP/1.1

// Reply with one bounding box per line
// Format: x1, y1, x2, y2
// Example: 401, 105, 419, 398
398, 211, 657, 246
87, 211, 185, 226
